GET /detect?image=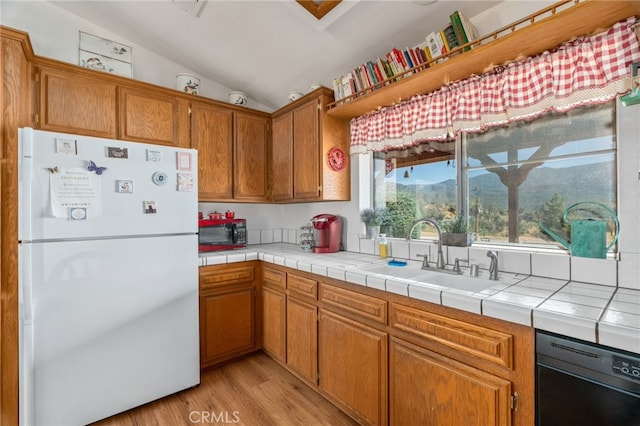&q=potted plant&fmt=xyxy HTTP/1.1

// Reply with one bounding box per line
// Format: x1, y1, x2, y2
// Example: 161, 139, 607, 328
441, 214, 472, 247
360, 208, 384, 239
